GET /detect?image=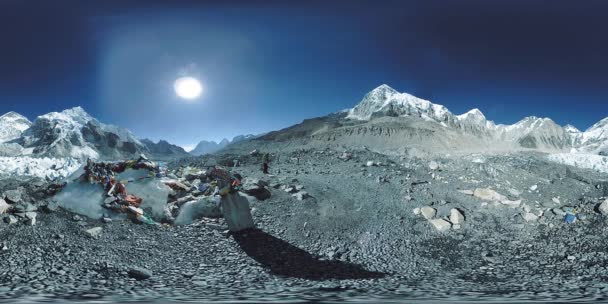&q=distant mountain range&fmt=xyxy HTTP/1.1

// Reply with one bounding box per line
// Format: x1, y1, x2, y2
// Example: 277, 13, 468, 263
2, 85, 605, 160
0, 107, 189, 160
256, 84, 608, 156
190, 134, 258, 156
